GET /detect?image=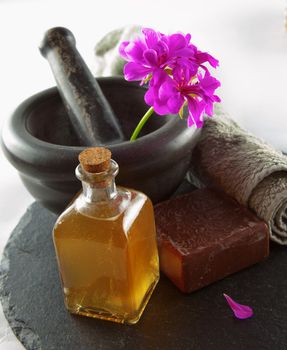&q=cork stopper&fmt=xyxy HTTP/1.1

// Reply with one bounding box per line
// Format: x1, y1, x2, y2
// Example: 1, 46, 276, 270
78, 147, 112, 173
